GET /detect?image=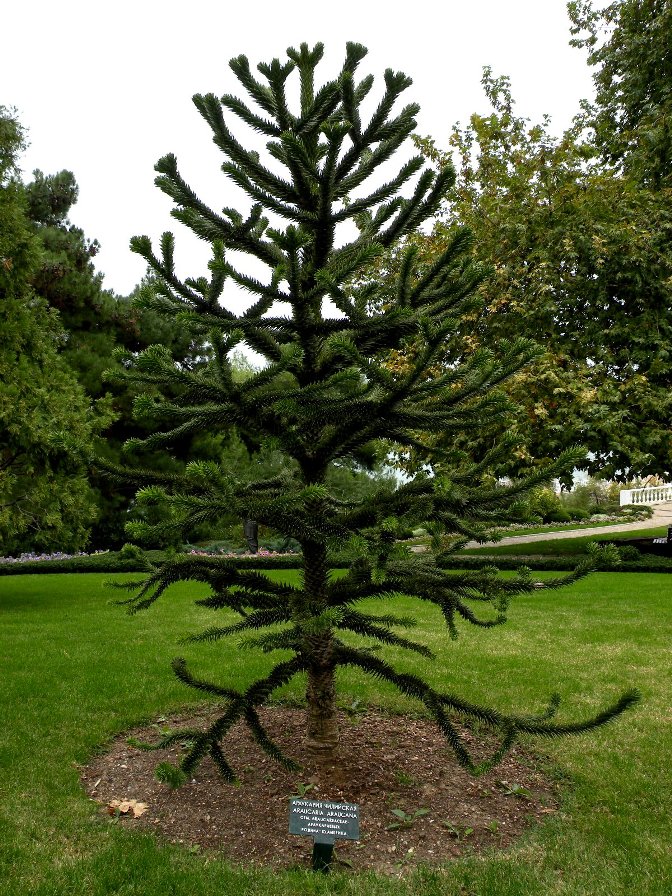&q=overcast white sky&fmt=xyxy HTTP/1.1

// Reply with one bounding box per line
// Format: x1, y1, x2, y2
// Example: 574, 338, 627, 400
4, 0, 597, 297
